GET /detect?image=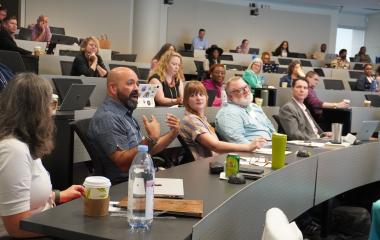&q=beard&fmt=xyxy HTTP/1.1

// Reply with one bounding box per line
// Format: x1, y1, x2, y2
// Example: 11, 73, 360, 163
117, 89, 138, 110
233, 92, 253, 107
